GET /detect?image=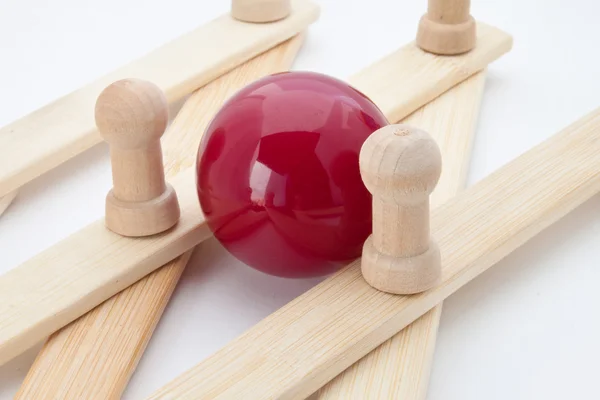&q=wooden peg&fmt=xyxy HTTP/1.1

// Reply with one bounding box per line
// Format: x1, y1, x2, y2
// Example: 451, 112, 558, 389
95, 78, 180, 237
359, 124, 442, 294
231, 0, 291, 23
416, 0, 476, 55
